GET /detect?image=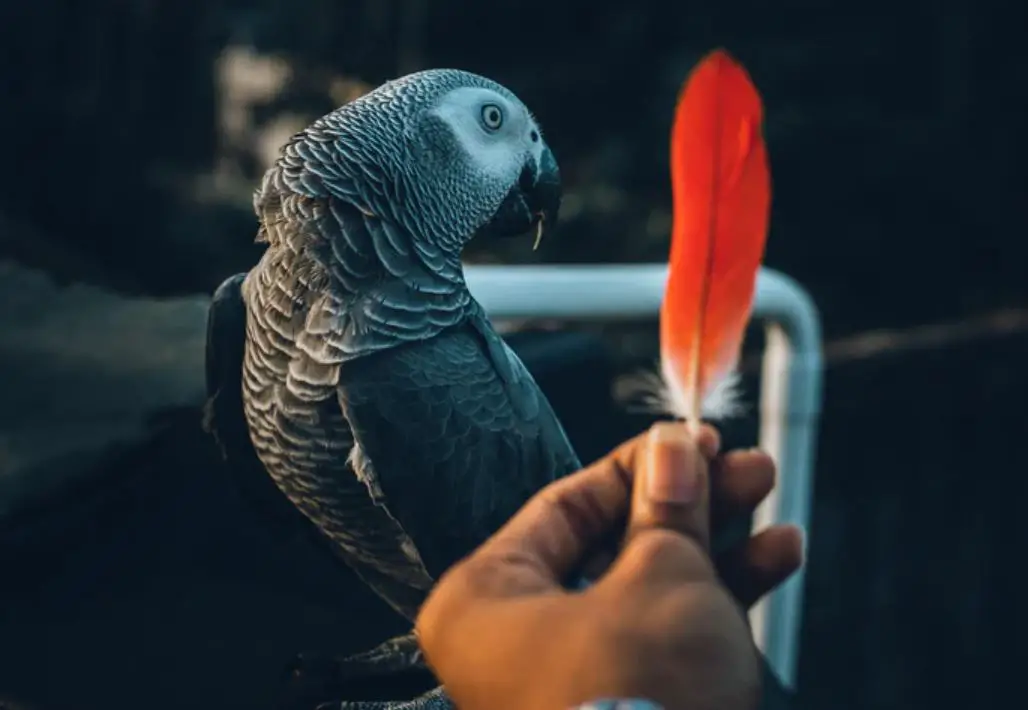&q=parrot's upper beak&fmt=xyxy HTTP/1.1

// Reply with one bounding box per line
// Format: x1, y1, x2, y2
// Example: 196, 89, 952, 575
479, 145, 562, 245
